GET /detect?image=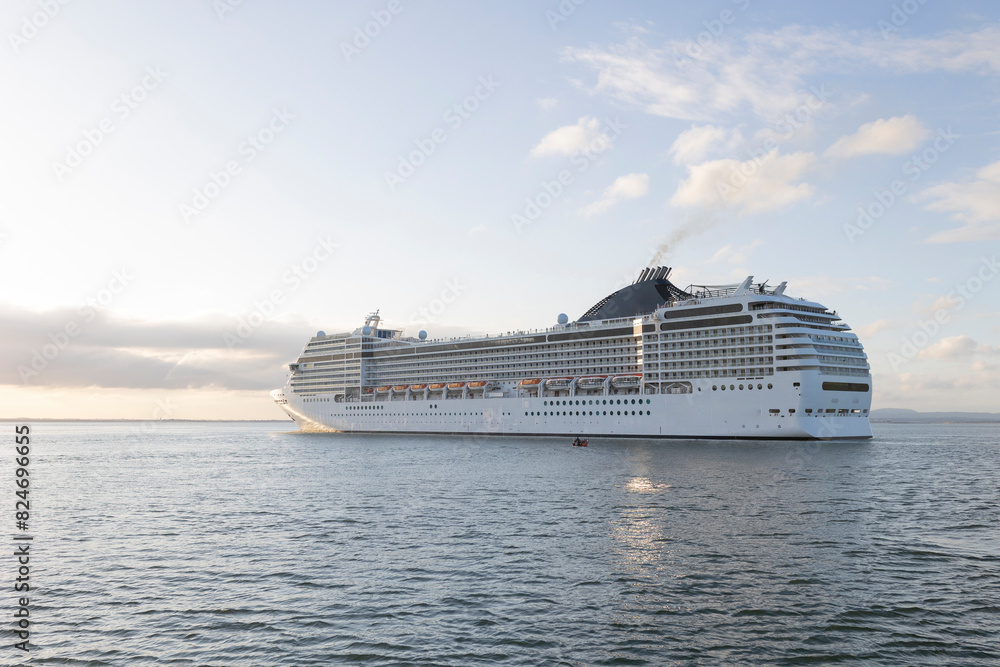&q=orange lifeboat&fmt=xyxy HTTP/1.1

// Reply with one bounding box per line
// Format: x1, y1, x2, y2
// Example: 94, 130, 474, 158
519, 378, 542, 387
376, 385, 391, 393
409, 384, 428, 390
447, 381, 466, 390
467, 381, 489, 388
392, 385, 409, 392
428, 383, 447, 391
